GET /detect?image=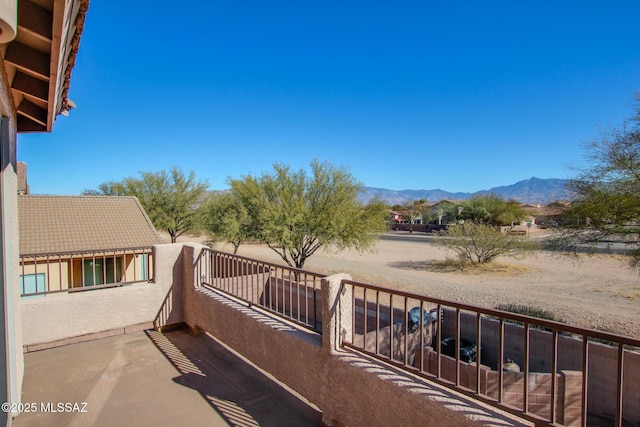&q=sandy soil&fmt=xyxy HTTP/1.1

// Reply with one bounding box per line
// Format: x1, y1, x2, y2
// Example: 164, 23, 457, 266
173, 231, 640, 338
165, 231, 638, 427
